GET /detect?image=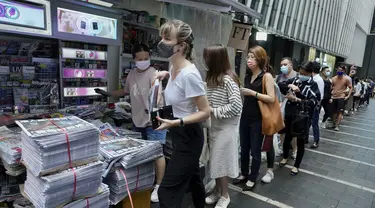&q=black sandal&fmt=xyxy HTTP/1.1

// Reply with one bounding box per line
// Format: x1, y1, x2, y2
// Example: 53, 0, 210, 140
279, 160, 287, 167
232, 176, 247, 185
290, 168, 299, 176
